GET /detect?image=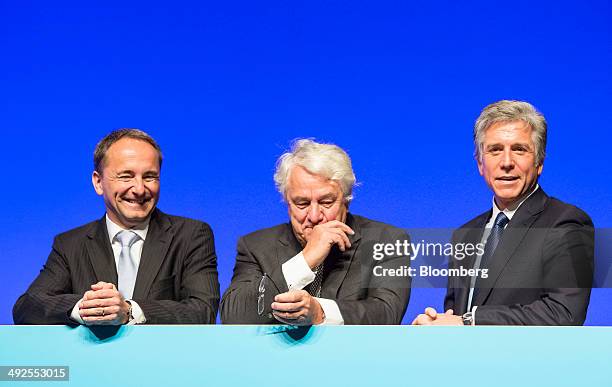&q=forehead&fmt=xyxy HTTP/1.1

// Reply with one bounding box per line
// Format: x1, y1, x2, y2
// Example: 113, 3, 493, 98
286, 166, 342, 198
483, 120, 533, 144
103, 138, 160, 170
